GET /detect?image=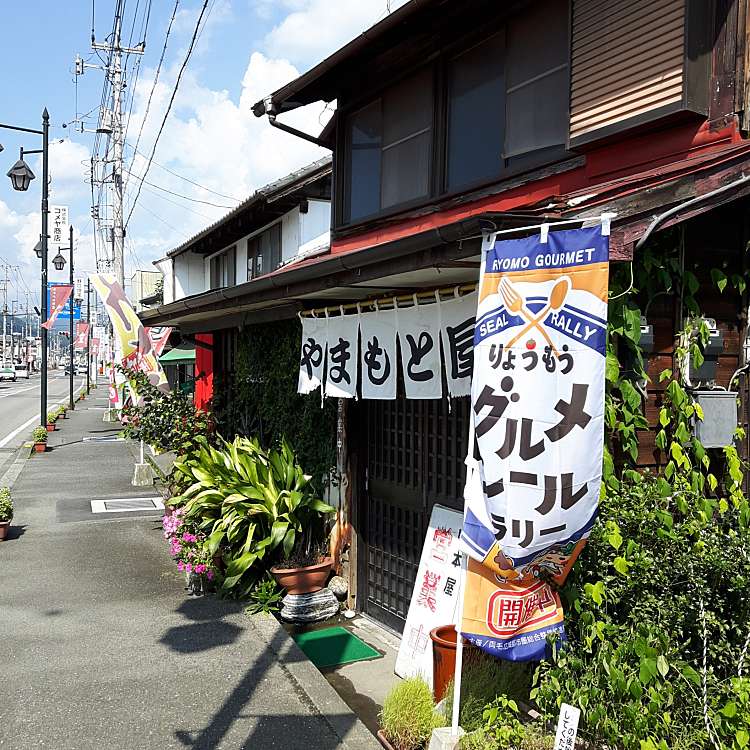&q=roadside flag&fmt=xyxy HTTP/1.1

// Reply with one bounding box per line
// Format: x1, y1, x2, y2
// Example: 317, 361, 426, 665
41, 284, 73, 330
